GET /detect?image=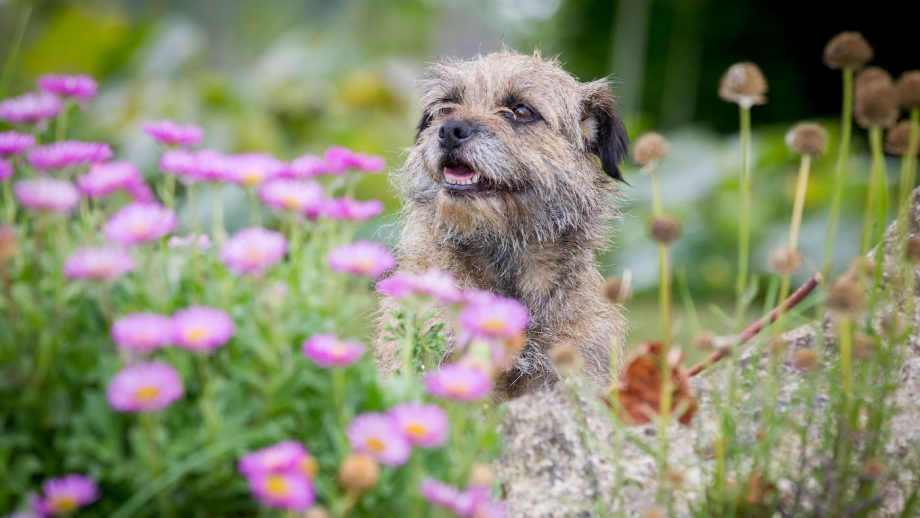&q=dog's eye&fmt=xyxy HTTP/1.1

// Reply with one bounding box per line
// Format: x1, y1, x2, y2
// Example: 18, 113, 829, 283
511, 104, 535, 121
437, 106, 454, 117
